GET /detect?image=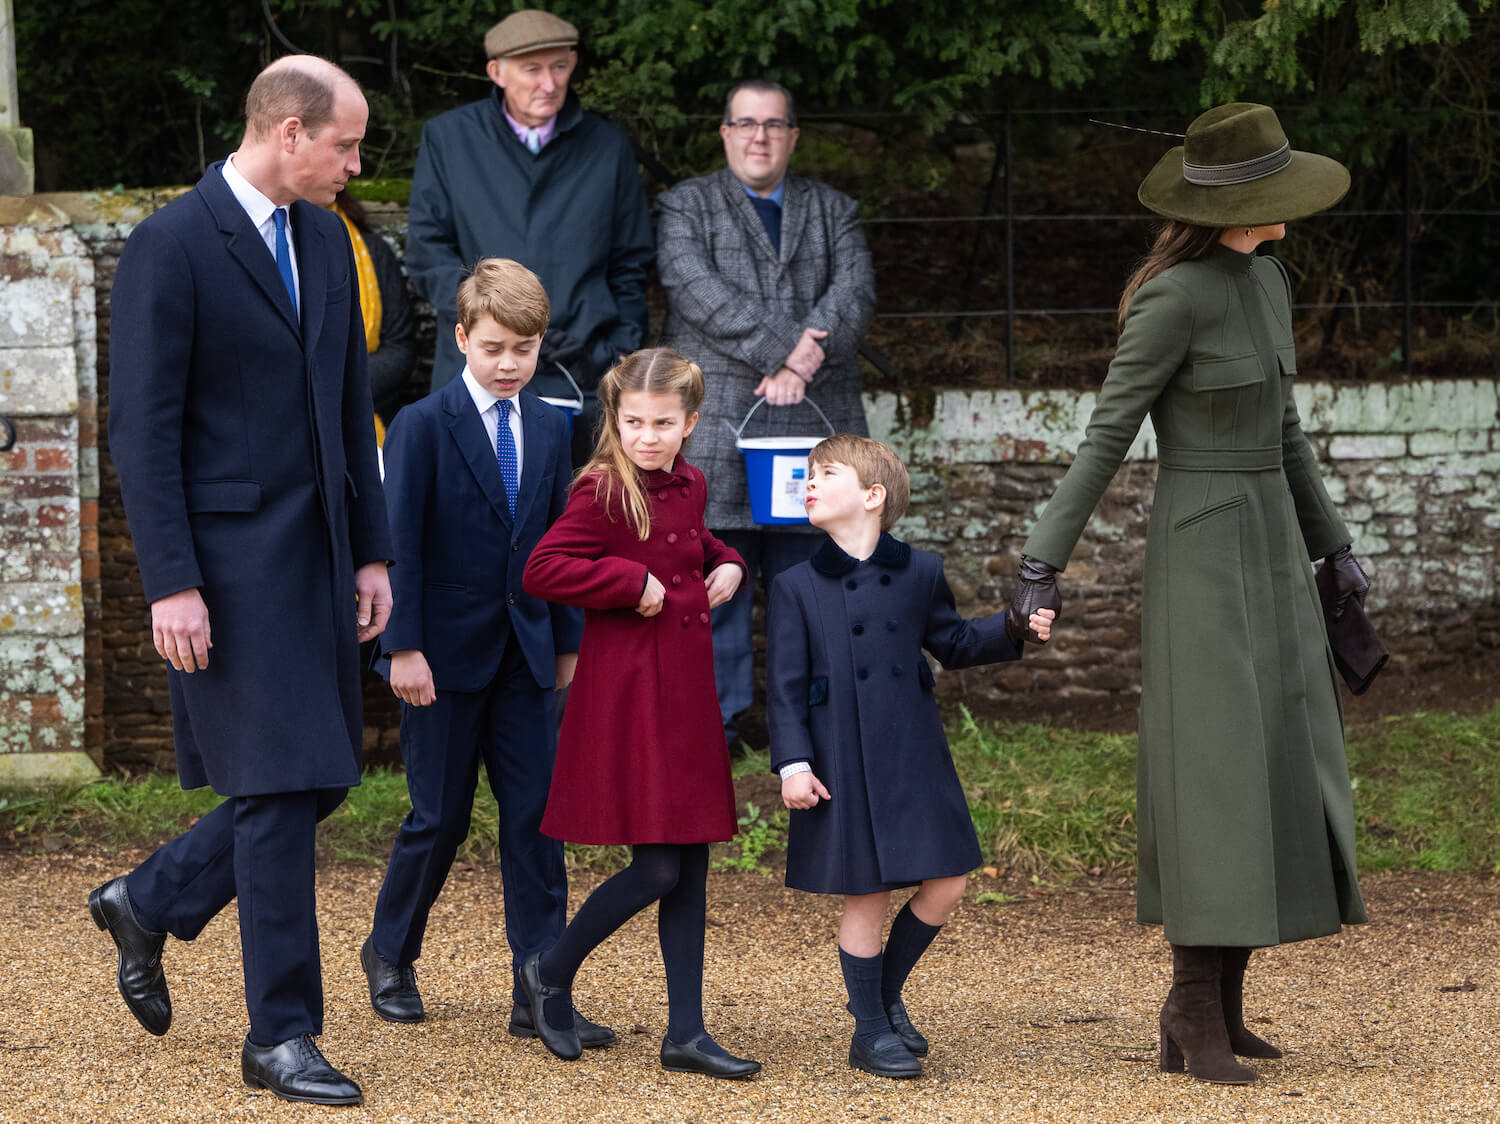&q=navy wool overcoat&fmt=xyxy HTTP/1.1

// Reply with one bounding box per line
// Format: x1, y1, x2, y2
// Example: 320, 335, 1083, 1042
766, 534, 1022, 894
108, 163, 391, 797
